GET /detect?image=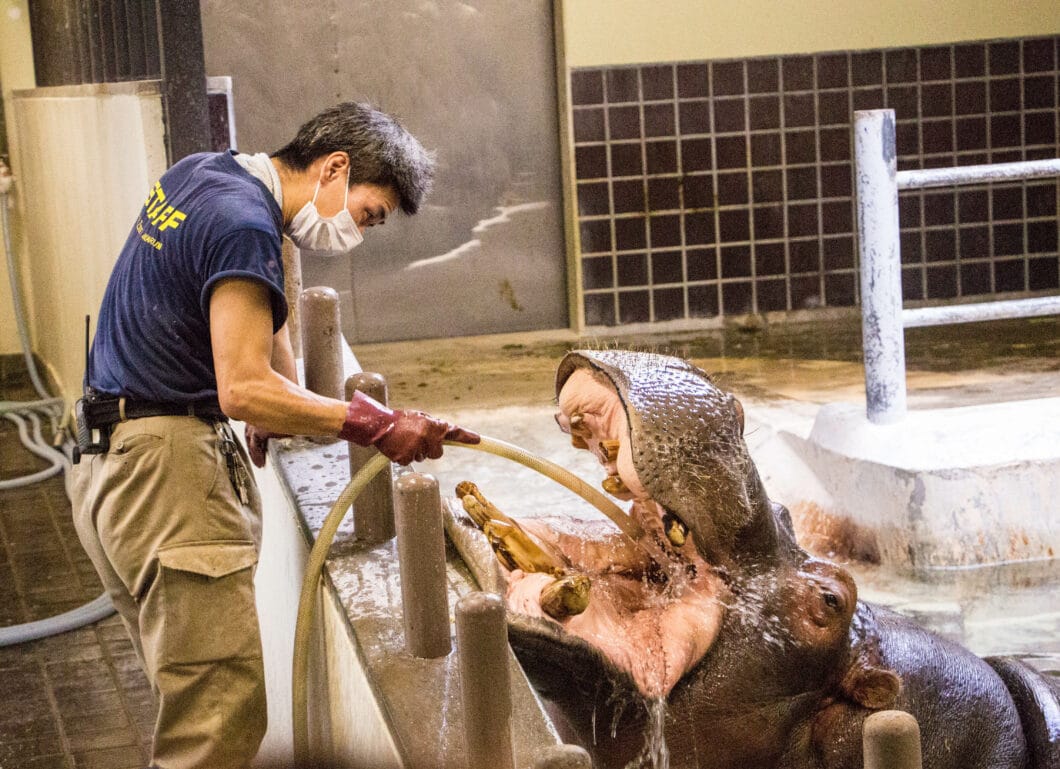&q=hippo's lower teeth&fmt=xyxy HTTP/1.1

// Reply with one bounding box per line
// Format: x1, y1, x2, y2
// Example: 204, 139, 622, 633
602, 474, 628, 496
458, 482, 566, 576
540, 574, 591, 619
